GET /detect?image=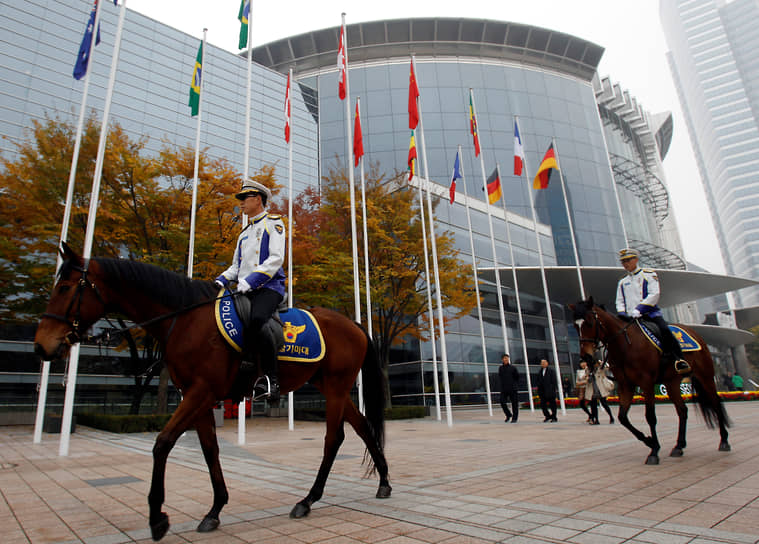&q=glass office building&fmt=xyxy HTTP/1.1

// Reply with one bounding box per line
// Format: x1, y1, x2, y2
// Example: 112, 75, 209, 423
660, 0, 759, 307
2, 2, 709, 409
